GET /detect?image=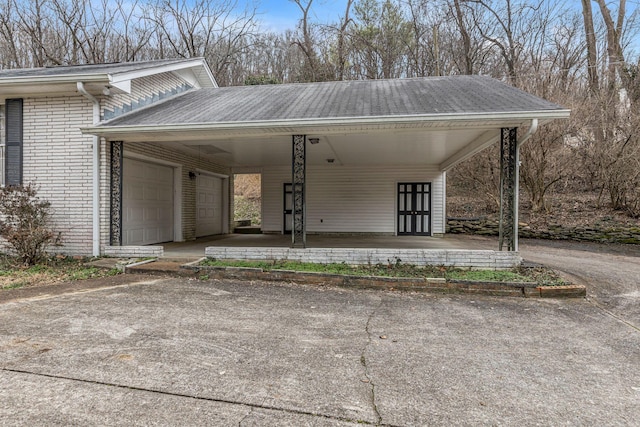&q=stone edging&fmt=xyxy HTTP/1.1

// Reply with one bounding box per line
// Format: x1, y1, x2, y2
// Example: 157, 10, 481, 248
171, 264, 586, 298
447, 218, 640, 245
